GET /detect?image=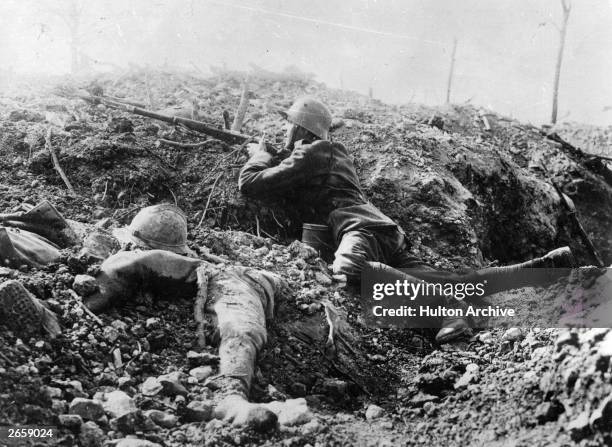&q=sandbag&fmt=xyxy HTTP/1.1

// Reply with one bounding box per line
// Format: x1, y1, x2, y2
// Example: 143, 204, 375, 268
0, 227, 61, 268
